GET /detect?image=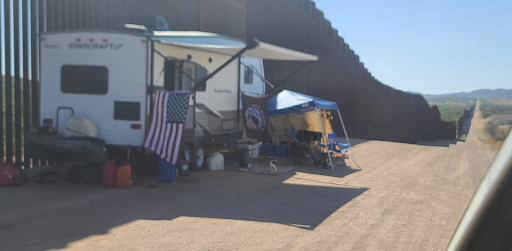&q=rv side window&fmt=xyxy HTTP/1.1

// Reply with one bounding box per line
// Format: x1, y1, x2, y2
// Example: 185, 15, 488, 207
114, 101, 141, 121
61, 65, 108, 95
195, 64, 207, 92
244, 66, 253, 84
